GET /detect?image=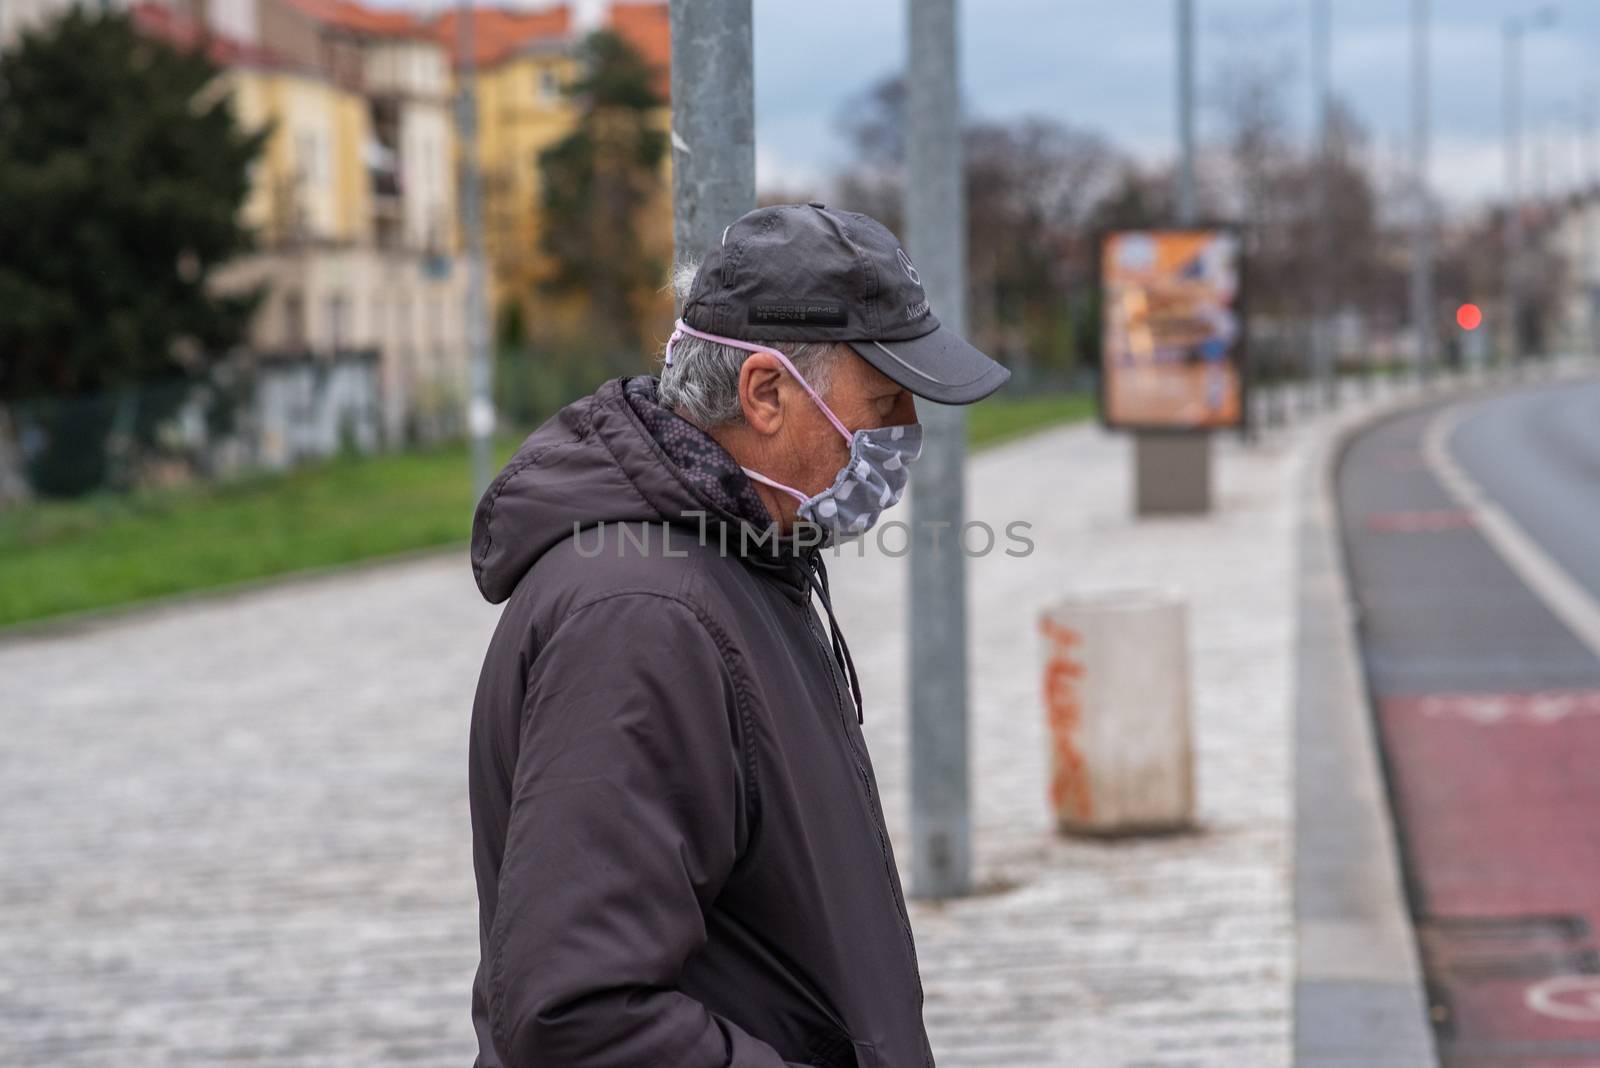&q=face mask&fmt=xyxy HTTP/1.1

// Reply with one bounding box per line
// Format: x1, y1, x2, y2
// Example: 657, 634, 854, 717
665, 319, 923, 540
